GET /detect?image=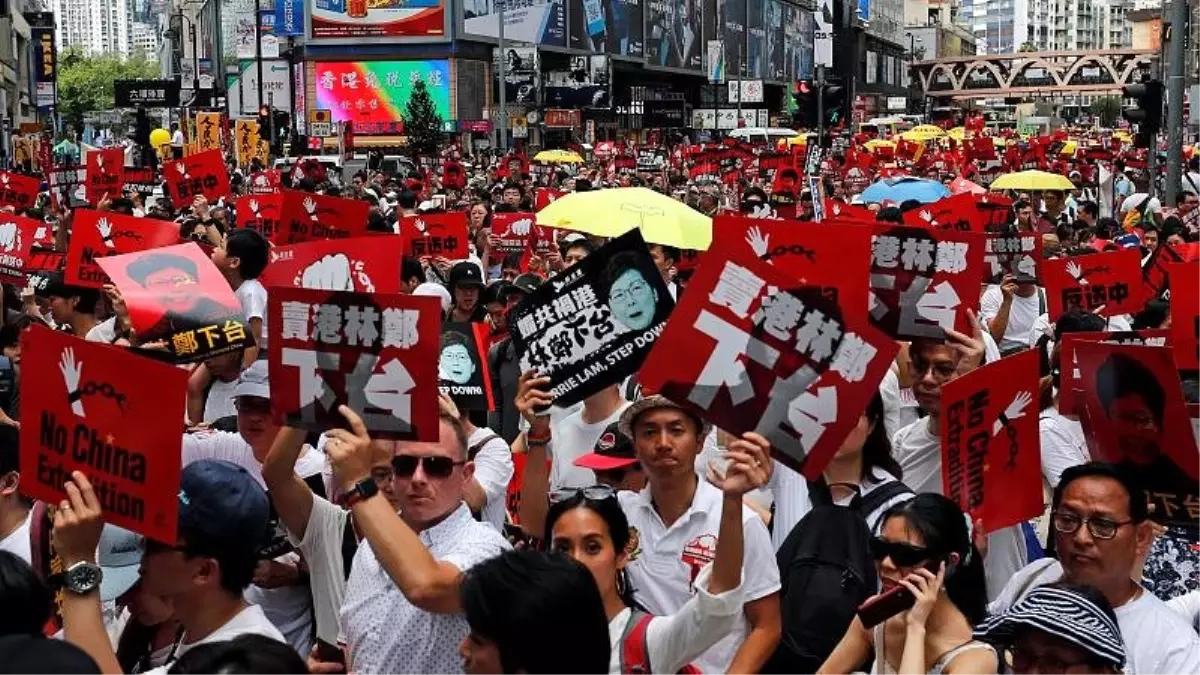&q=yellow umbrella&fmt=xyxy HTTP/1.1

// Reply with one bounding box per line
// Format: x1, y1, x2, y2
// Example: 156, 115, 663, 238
864, 139, 896, 153
1060, 140, 1077, 155
535, 187, 712, 250
900, 125, 946, 142
533, 149, 585, 164
989, 170, 1076, 192
947, 127, 966, 141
